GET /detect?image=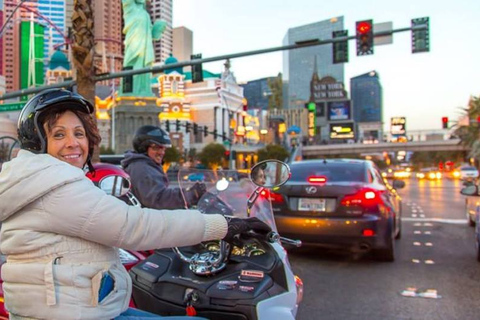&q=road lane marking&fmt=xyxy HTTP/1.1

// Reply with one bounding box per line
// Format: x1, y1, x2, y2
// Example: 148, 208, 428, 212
401, 288, 441, 299
402, 217, 468, 225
